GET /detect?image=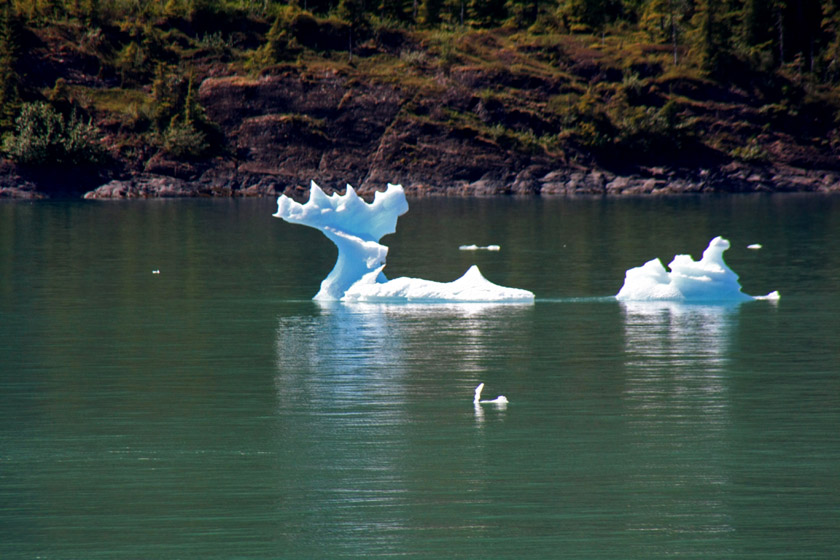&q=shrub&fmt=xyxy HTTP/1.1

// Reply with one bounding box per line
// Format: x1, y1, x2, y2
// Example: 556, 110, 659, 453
611, 98, 692, 152
115, 41, 148, 86
162, 115, 209, 159
730, 136, 768, 163
565, 89, 614, 149
2, 102, 106, 167
150, 66, 221, 159
247, 12, 297, 71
